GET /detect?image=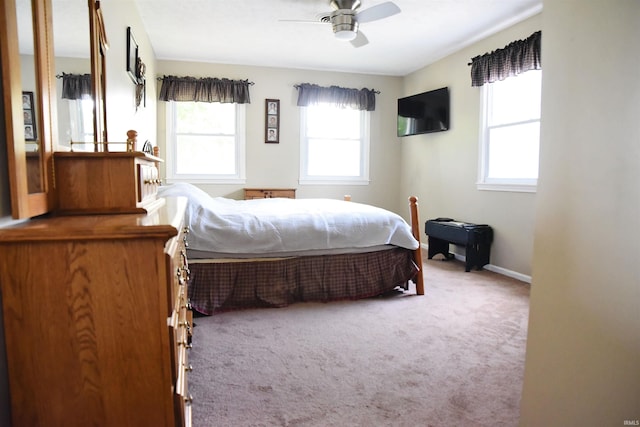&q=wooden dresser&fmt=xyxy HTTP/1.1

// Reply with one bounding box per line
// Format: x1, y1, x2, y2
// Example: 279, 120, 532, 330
0, 197, 193, 426
244, 188, 296, 199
